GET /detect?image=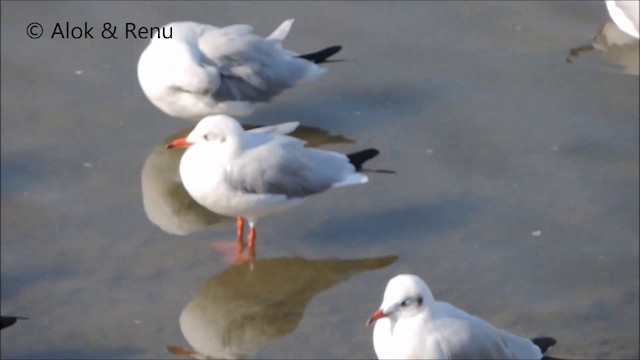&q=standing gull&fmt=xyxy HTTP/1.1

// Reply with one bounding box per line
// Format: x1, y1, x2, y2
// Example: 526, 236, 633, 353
138, 19, 342, 121
367, 274, 557, 360
167, 115, 379, 253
